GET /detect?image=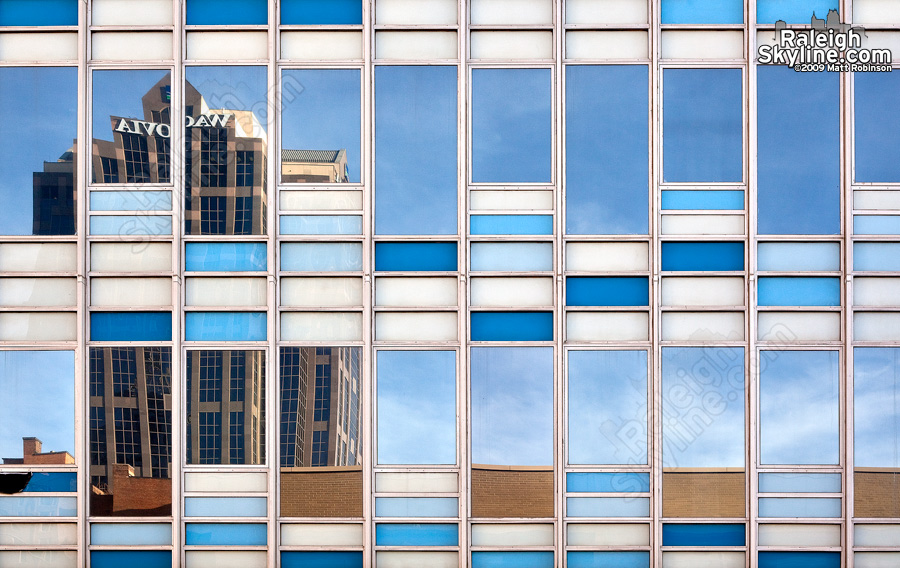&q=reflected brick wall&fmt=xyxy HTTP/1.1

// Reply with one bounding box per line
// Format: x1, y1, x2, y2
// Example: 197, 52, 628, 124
662, 471, 745, 518
91, 464, 171, 517
471, 466, 553, 518
280, 468, 363, 517
855, 471, 900, 518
